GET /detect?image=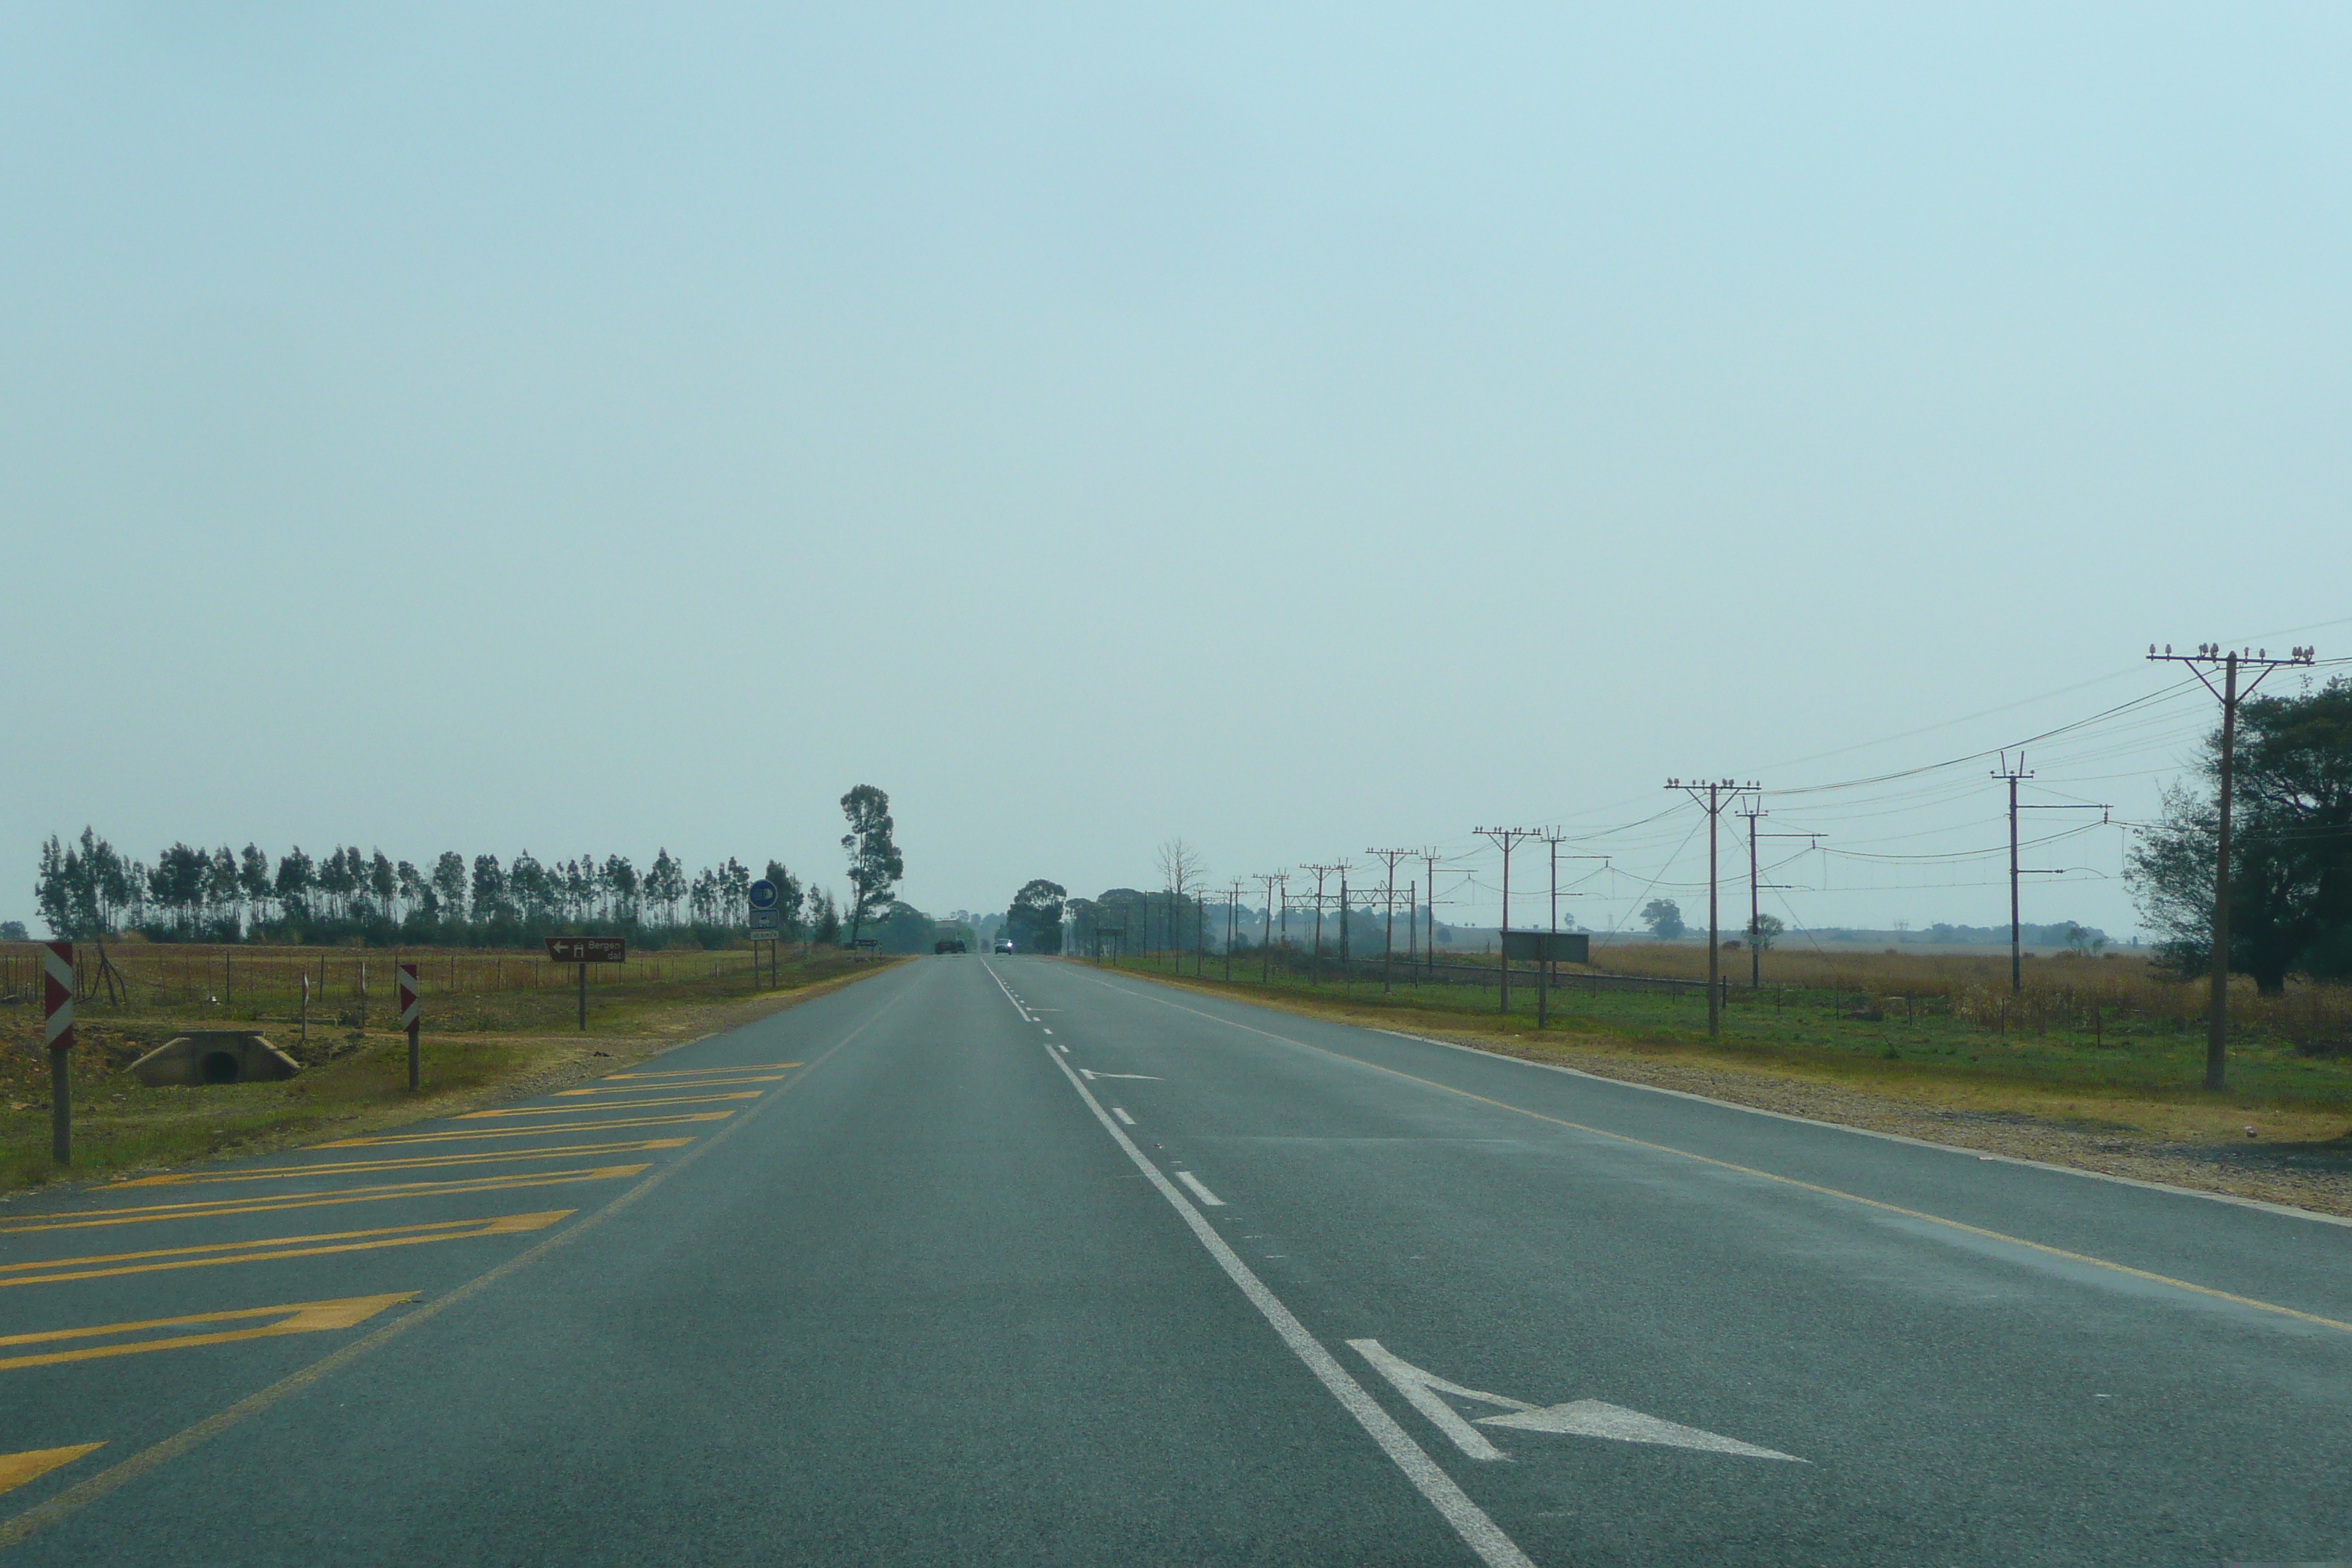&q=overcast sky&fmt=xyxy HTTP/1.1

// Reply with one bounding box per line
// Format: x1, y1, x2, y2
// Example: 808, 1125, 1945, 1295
6, 4, 2349, 941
